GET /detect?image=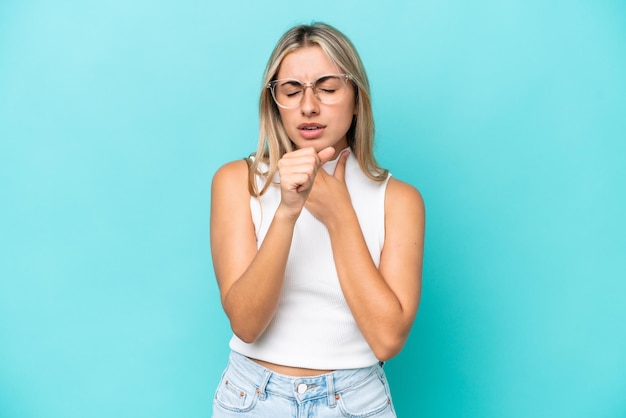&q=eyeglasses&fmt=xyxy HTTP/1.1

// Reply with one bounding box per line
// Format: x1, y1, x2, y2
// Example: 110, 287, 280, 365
268, 74, 354, 109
